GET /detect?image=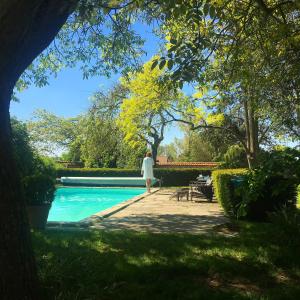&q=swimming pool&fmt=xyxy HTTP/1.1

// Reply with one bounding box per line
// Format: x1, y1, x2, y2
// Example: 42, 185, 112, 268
48, 187, 146, 222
